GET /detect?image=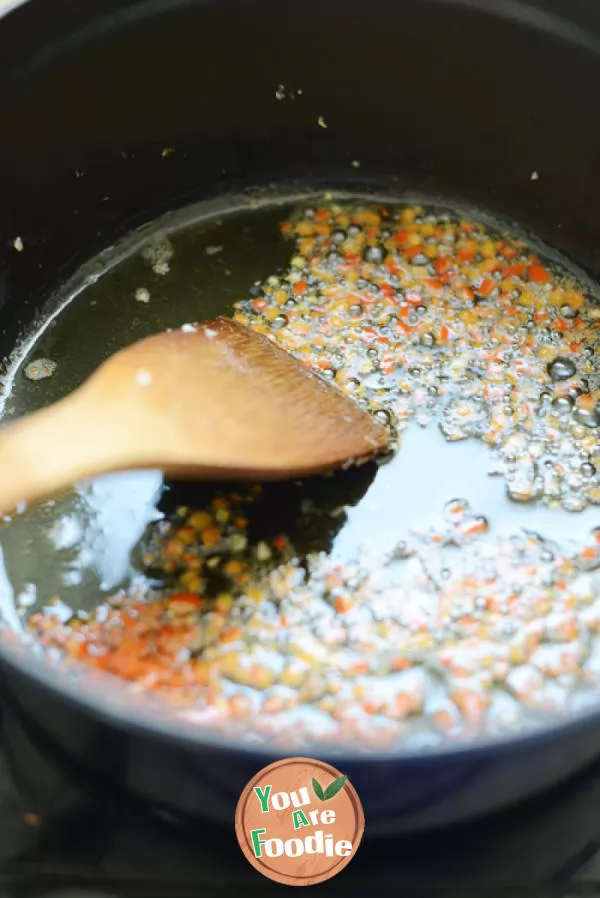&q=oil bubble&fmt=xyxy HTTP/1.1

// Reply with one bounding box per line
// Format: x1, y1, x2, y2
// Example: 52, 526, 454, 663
548, 357, 577, 381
